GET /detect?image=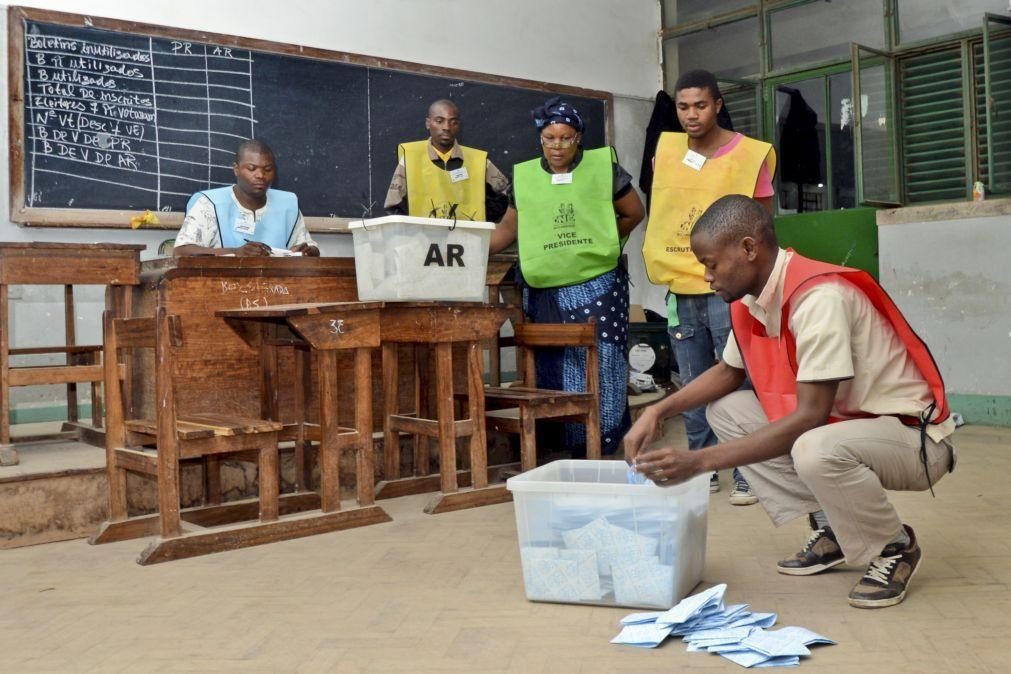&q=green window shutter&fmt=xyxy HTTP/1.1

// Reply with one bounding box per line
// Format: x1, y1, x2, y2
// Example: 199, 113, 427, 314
900, 47, 966, 203
975, 33, 1011, 196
